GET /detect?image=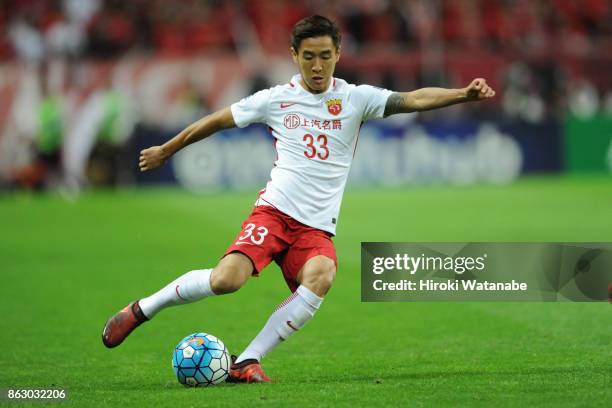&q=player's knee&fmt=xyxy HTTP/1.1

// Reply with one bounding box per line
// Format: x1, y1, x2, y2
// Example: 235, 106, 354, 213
211, 267, 243, 294
301, 257, 336, 296
211, 263, 250, 294
318, 262, 336, 293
